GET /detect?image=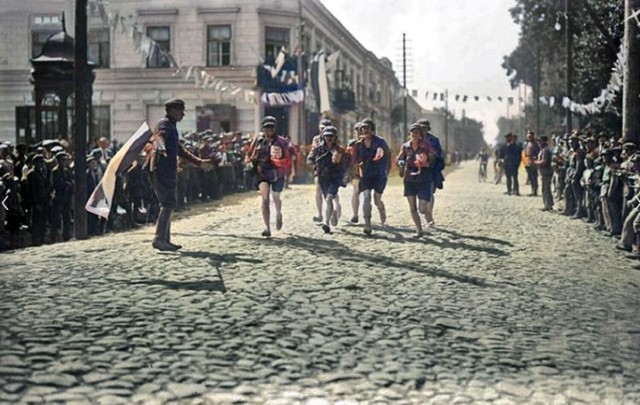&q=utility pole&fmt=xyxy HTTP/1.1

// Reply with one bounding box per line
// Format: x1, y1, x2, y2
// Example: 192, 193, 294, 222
444, 89, 449, 153
297, 0, 305, 145
402, 33, 408, 136
565, 0, 573, 135
535, 48, 541, 135
74, 0, 88, 240
623, 0, 640, 143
